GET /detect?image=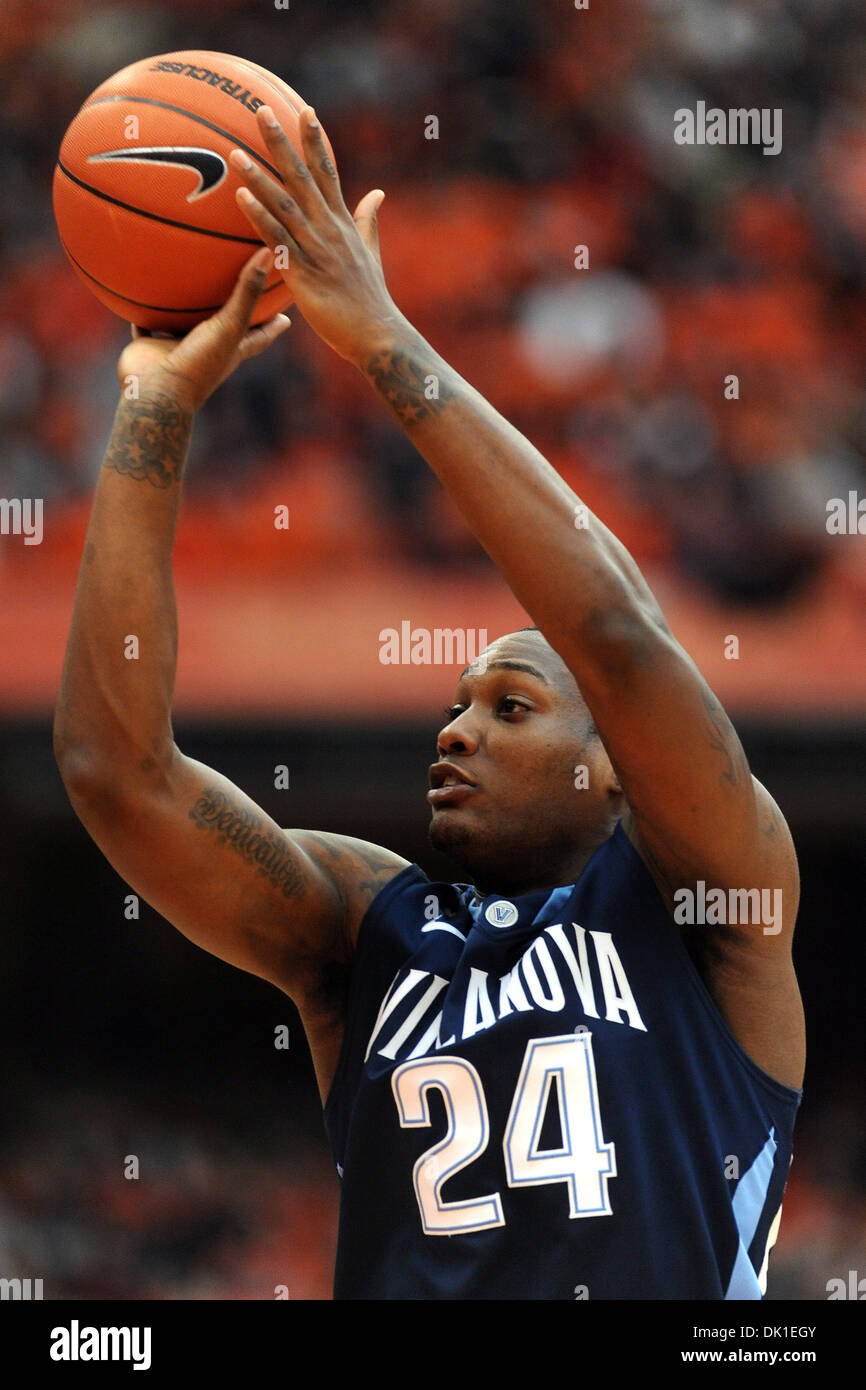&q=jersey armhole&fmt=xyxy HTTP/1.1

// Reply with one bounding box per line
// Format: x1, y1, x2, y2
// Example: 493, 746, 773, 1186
322, 862, 429, 1126
609, 823, 803, 1109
